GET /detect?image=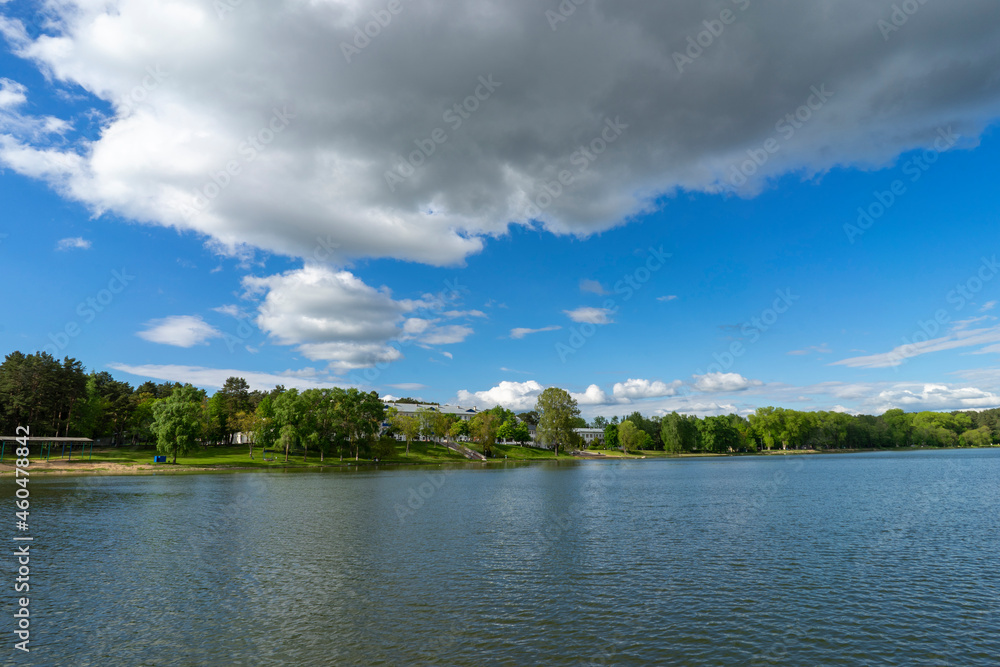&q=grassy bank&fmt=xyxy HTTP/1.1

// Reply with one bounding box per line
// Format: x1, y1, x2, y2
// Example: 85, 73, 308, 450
3, 441, 991, 476
0, 440, 581, 475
